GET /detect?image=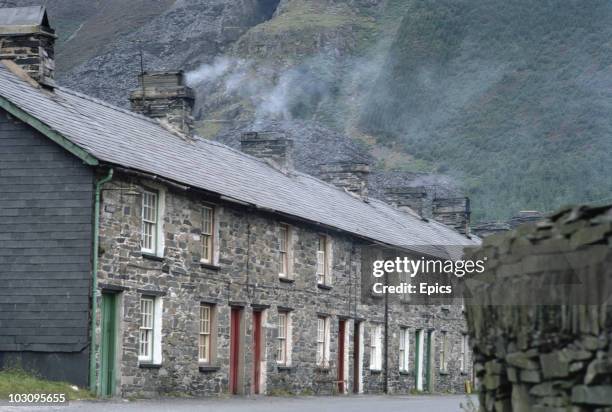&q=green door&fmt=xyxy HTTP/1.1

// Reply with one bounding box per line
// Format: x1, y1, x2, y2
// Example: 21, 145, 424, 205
425, 330, 432, 392
100, 293, 117, 397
